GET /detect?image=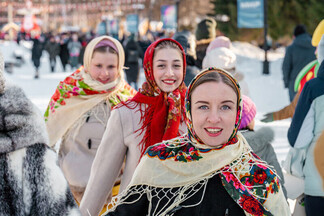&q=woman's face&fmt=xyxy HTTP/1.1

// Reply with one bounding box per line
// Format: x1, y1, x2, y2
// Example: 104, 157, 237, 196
153, 48, 183, 92
191, 81, 237, 147
88, 51, 118, 84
